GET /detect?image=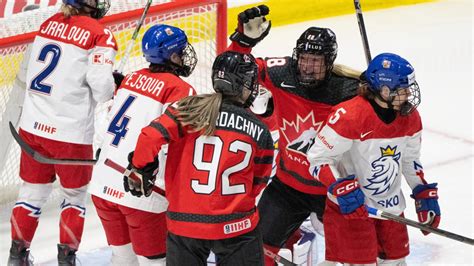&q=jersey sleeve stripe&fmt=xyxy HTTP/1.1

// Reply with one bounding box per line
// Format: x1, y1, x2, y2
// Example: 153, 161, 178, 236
167, 208, 256, 223
164, 109, 184, 137
149, 122, 170, 142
